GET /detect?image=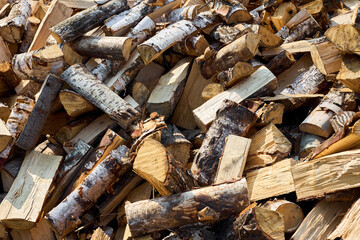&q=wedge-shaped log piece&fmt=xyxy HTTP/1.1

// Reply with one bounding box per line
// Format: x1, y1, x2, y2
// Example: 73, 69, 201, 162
311, 40, 342, 75
201, 83, 224, 100
246, 159, 296, 202
10, 217, 56, 240
191, 100, 257, 185
16, 74, 62, 150
0, 62, 20, 89
217, 62, 254, 88
325, 24, 360, 56
193, 66, 277, 132
213, 1, 251, 24
234, 204, 285, 240
292, 149, 360, 200
198, 33, 260, 79
284, 15, 320, 43
61, 64, 140, 129
133, 138, 196, 196
125, 178, 250, 237
0, 151, 62, 229
214, 135, 251, 184
0, 120, 11, 152
336, 54, 360, 93
138, 20, 197, 64
50, 0, 129, 43
250, 24, 284, 48
70, 36, 132, 61
46, 146, 130, 237
266, 50, 295, 75
19, 16, 40, 53
246, 123, 292, 171
0, 0, 31, 43
59, 89, 97, 118
271, 2, 297, 31
292, 198, 353, 240
146, 58, 191, 119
